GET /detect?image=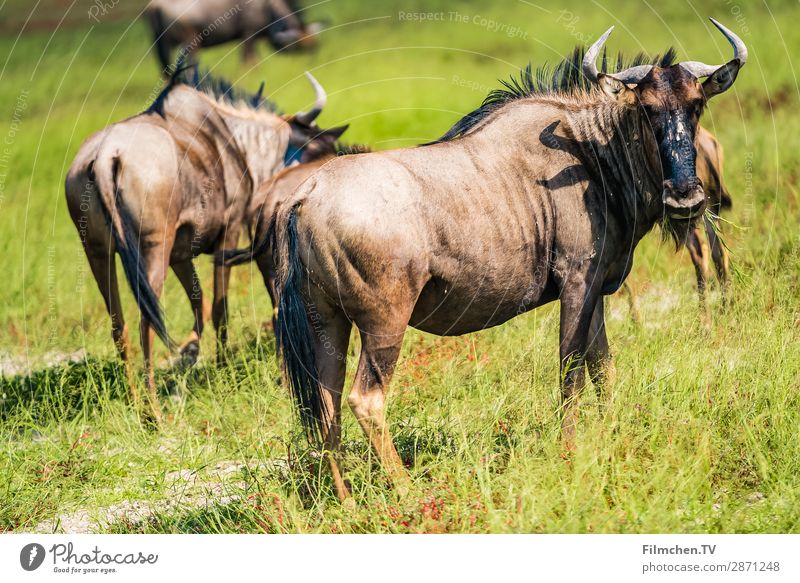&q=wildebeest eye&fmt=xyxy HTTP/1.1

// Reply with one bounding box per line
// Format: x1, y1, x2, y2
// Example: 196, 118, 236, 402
688, 101, 705, 118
